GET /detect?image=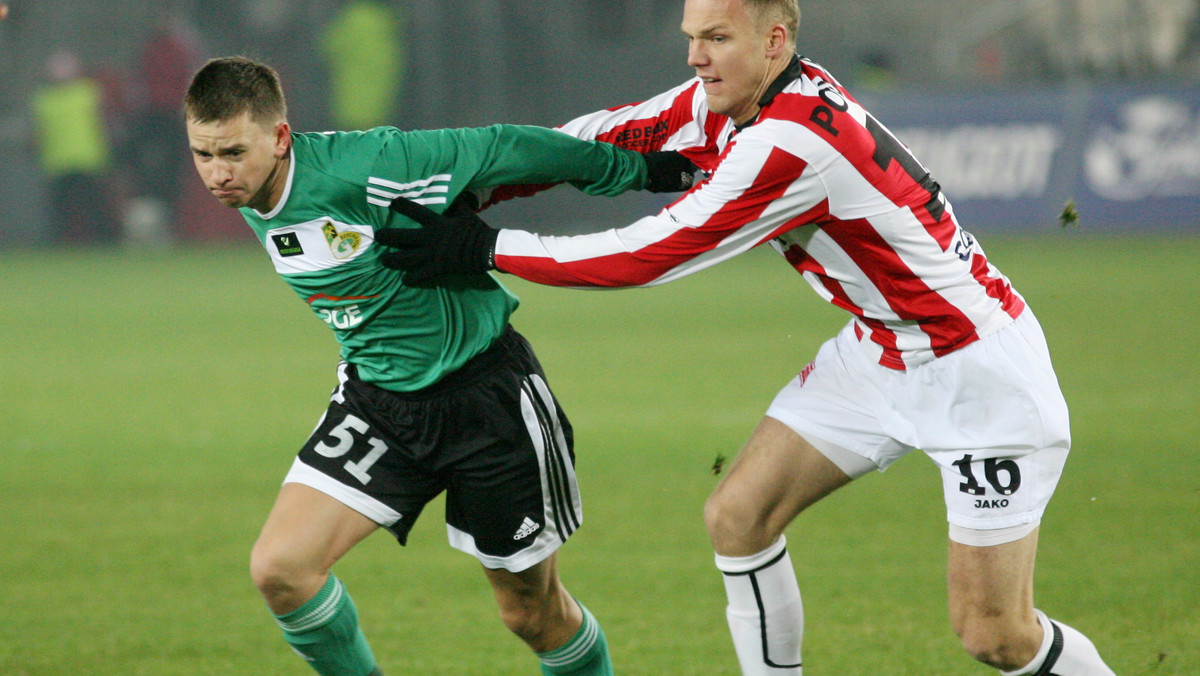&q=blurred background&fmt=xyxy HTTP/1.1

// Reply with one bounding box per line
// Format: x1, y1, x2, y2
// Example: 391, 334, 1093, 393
1, 0, 1197, 247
